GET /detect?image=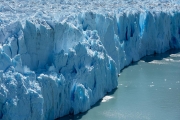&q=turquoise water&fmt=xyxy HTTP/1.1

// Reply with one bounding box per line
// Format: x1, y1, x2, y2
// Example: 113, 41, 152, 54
60, 50, 180, 120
